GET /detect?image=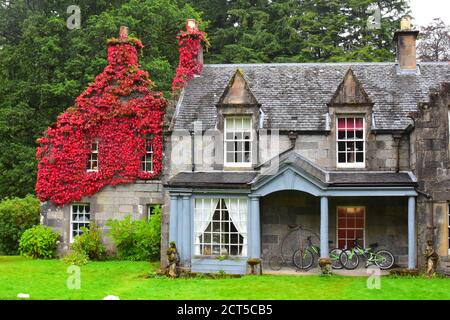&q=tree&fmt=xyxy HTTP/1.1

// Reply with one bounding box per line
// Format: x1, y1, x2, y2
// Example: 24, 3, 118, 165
185, 0, 410, 63
0, 0, 203, 200
417, 18, 450, 62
